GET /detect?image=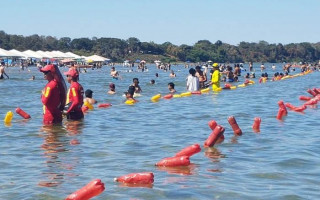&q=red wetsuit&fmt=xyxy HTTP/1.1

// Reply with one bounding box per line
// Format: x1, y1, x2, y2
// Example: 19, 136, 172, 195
42, 79, 62, 124
66, 81, 84, 120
